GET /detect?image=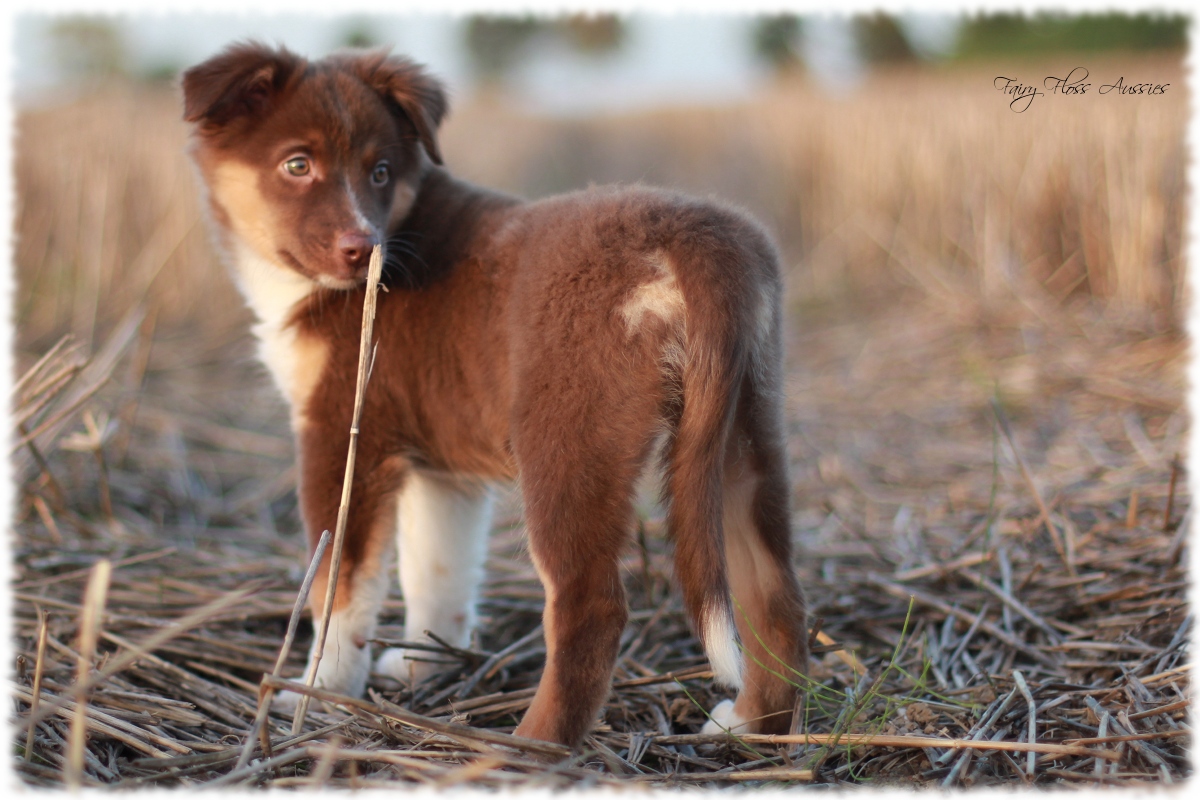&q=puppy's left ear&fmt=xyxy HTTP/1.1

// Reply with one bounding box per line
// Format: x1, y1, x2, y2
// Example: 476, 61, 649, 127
351, 52, 448, 166
182, 41, 304, 130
